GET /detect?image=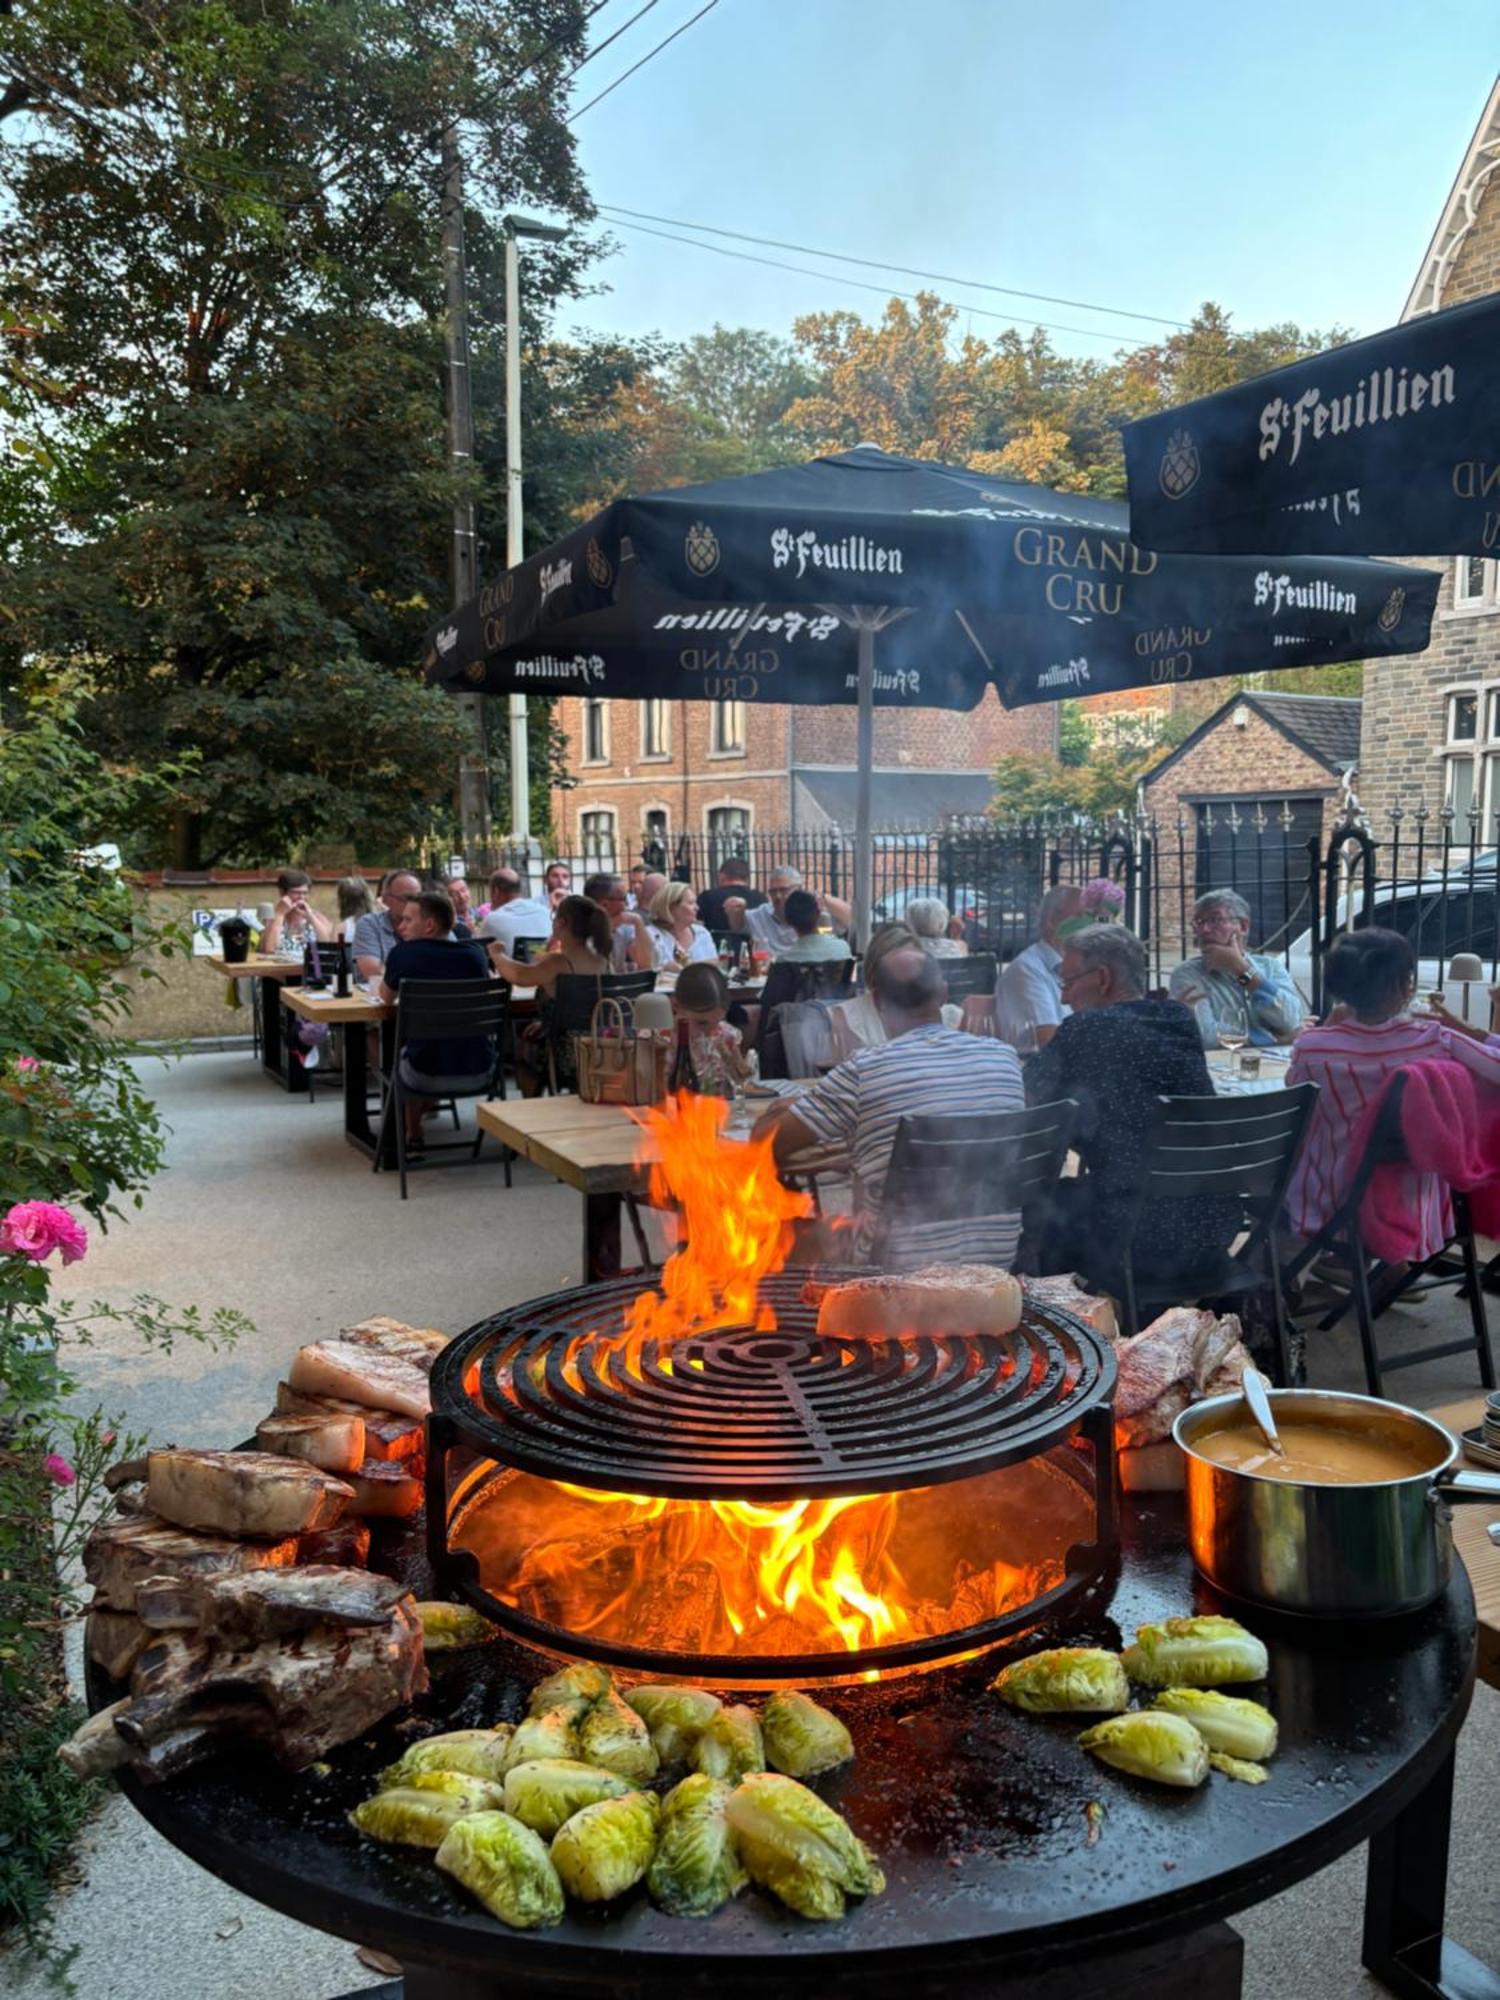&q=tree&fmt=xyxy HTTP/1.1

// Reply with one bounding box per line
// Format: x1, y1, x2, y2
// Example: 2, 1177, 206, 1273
0, 0, 595, 866
665, 325, 818, 468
